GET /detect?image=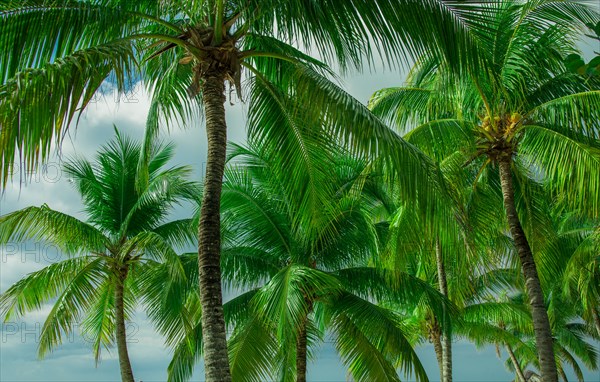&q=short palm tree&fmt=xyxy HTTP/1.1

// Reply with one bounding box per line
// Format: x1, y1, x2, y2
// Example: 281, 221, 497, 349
0, 130, 198, 382
0, 3, 490, 378
370, 2, 600, 380
223, 144, 451, 382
